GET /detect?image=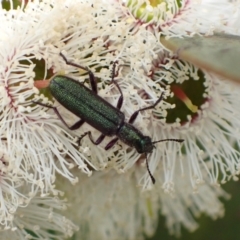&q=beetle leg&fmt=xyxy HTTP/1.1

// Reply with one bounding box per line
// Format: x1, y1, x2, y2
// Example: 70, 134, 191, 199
60, 52, 98, 93
78, 131, 105, 146
69, 119, 85, 130
104, 137, 119, 150
128, 92, 164, 124
110, 62, 123, 110
32, 101, 85, 130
